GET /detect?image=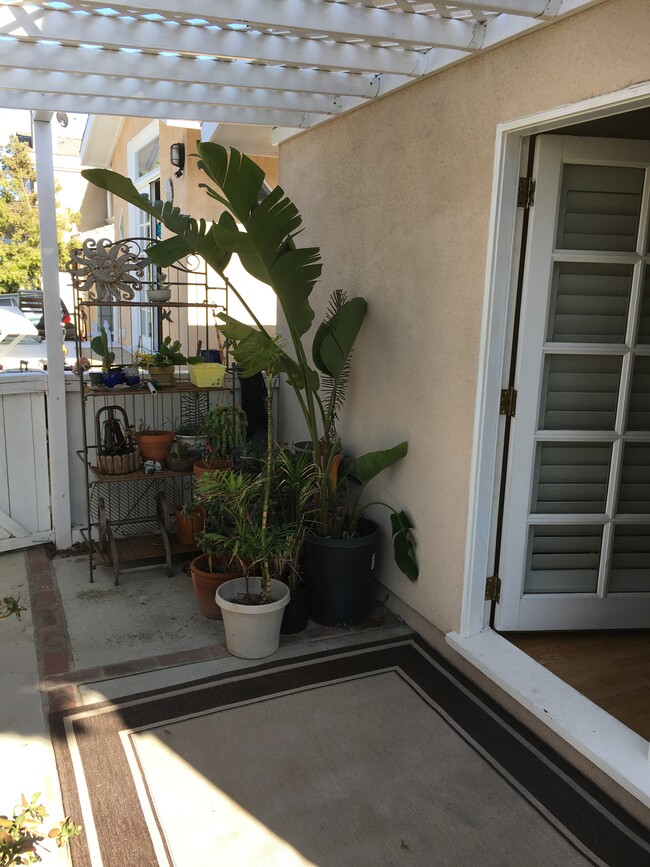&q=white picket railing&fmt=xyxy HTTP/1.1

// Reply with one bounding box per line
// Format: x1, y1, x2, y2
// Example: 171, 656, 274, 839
0, 372, 53, 552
